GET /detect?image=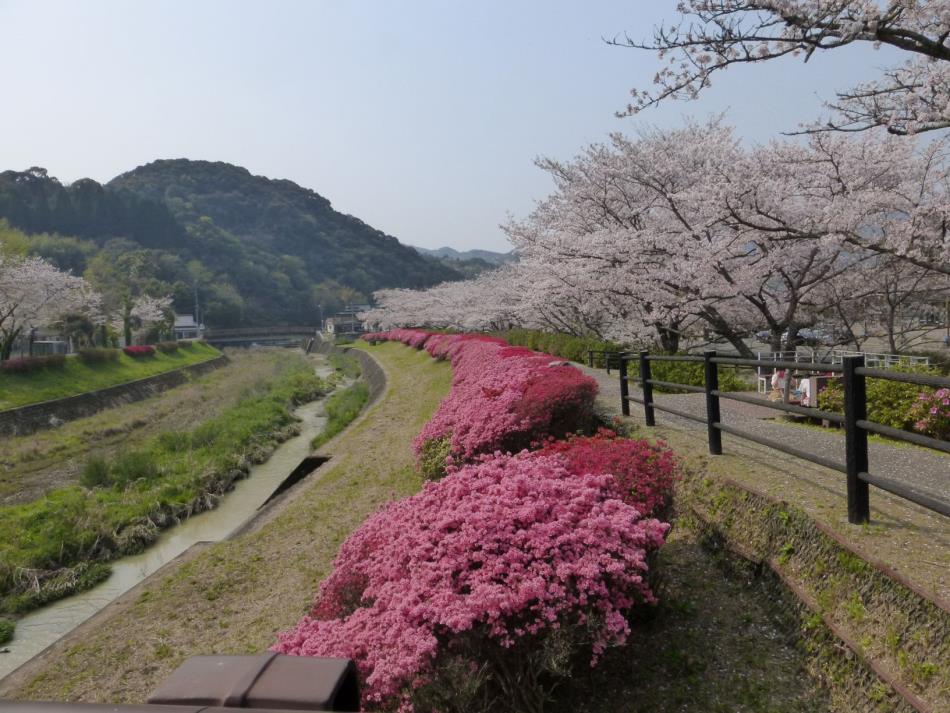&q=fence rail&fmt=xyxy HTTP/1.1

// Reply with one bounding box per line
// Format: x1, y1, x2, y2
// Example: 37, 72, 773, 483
618, 351, 950, 523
